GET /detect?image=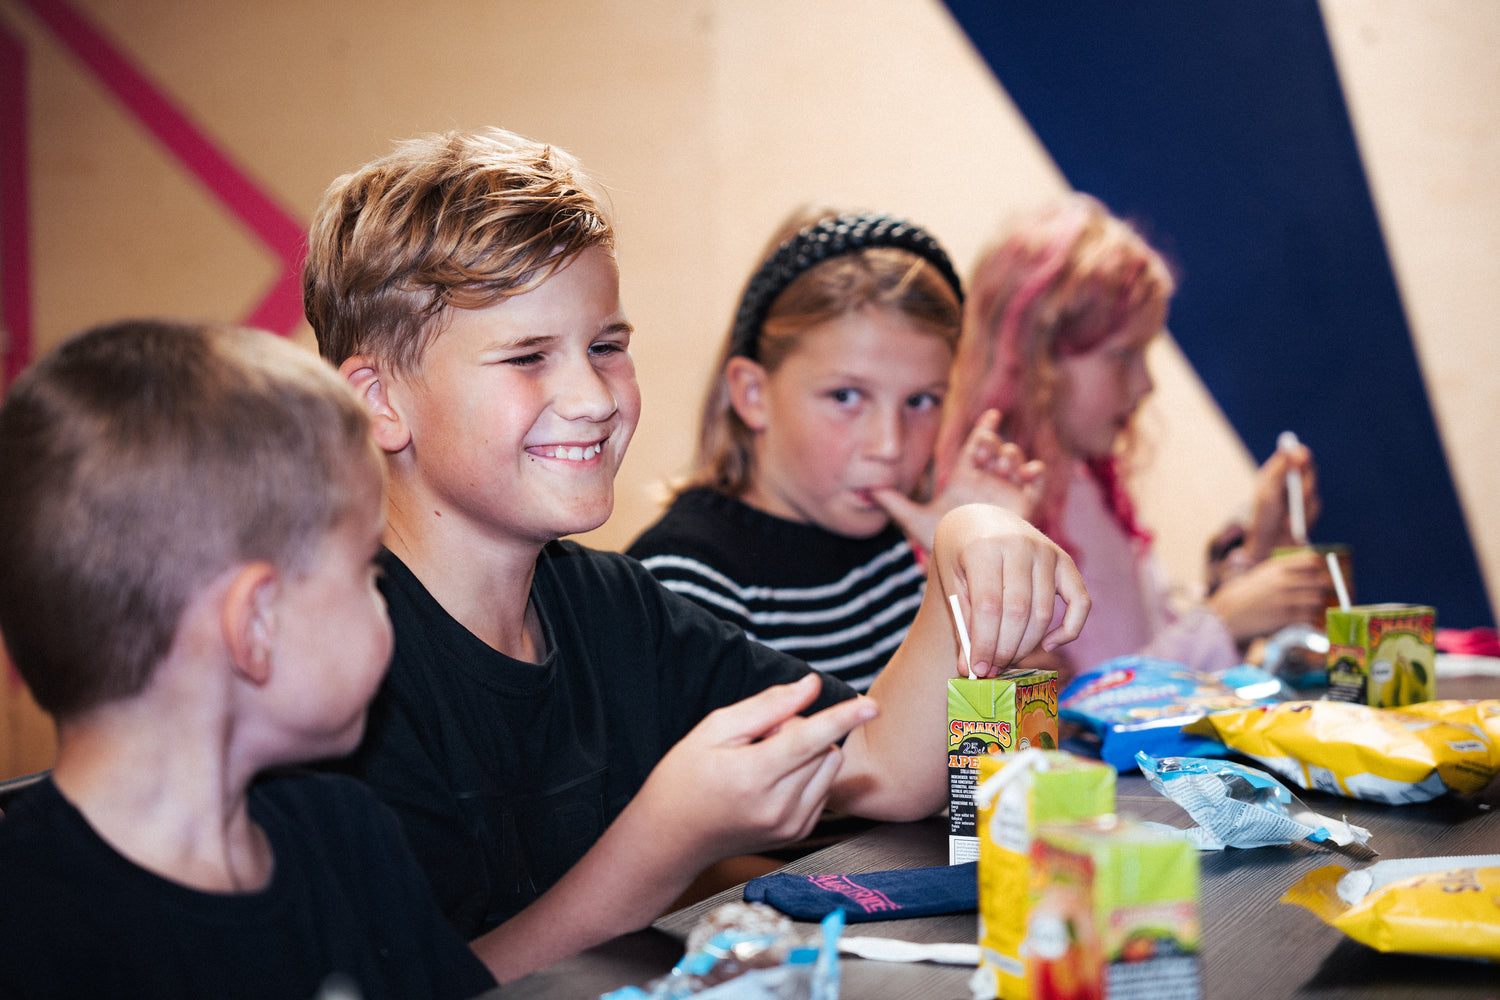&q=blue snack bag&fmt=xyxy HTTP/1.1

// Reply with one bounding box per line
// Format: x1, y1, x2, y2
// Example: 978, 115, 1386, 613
1058, 656, 1280, 770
